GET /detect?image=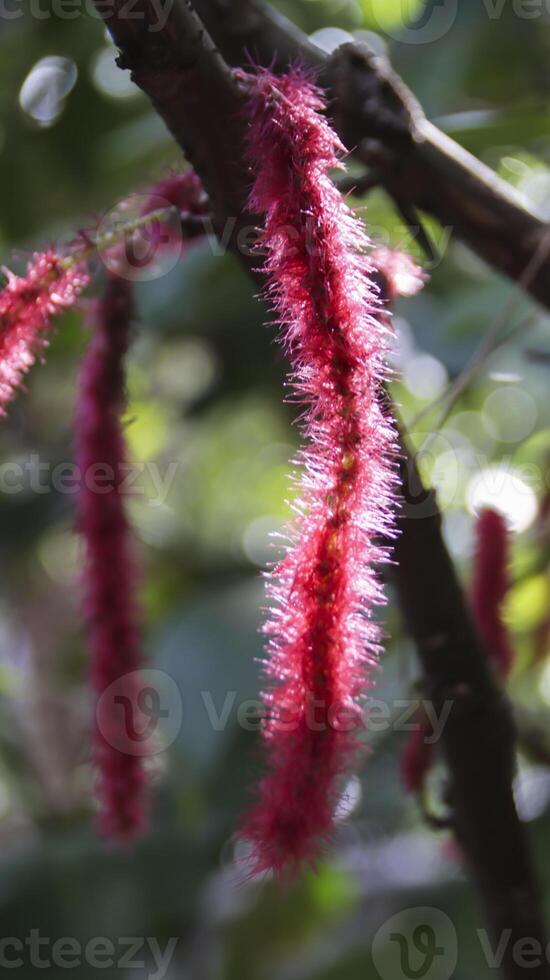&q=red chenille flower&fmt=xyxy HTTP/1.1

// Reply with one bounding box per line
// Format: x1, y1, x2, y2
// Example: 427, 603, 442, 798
240, 68, 398, 875
0, 250, 88, 415
471, 507, 514, 679
75, 272, 147, 841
